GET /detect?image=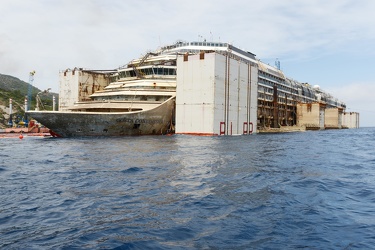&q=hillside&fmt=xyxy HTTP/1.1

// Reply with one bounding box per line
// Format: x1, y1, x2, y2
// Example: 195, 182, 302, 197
0, 73, 58, 128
